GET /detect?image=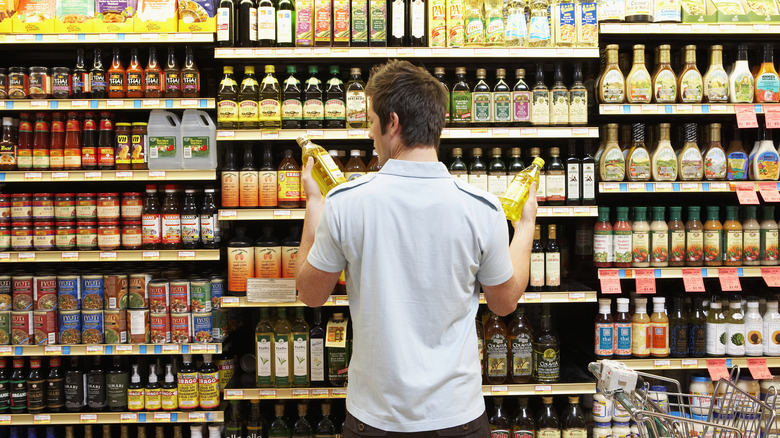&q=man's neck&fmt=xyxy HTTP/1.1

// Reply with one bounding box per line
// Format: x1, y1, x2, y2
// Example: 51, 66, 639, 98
391, 145, 439, 162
